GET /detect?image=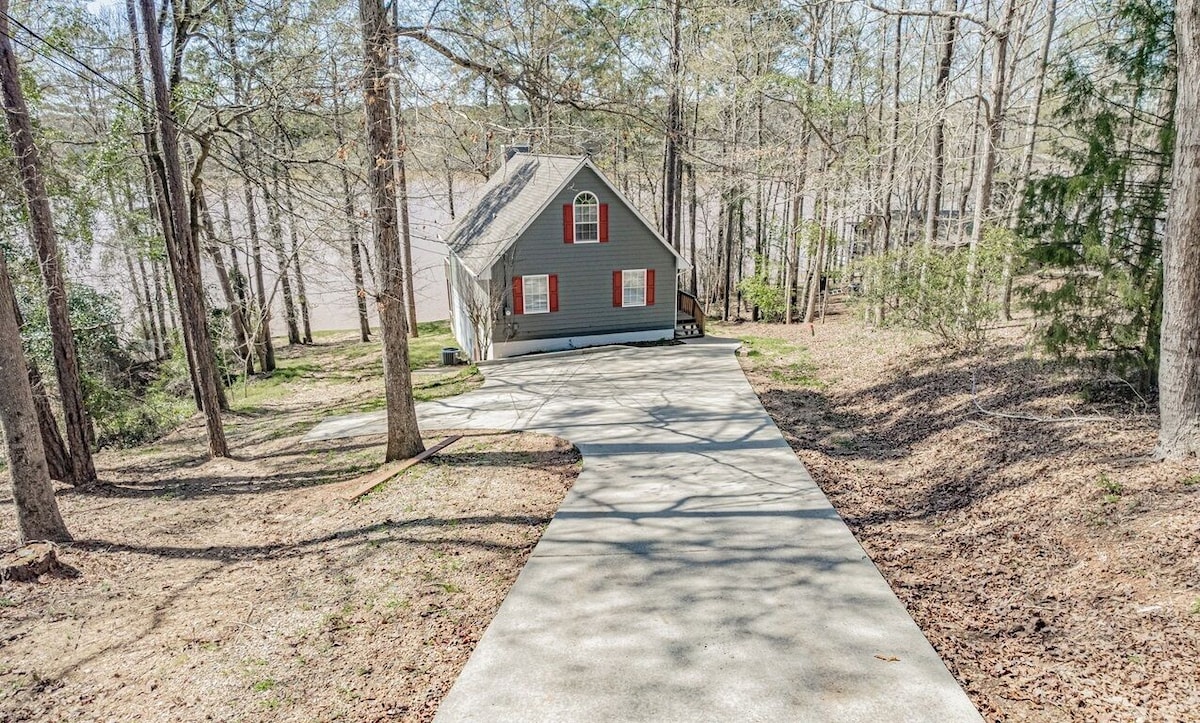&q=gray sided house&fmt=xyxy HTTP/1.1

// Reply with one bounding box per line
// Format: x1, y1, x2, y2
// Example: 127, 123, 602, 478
445, 153, 698, 360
